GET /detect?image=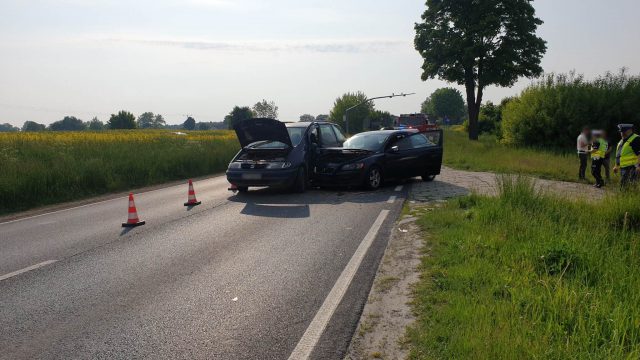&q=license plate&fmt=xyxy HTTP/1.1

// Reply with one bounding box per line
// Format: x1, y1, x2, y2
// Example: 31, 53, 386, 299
242, 173, 262, 180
